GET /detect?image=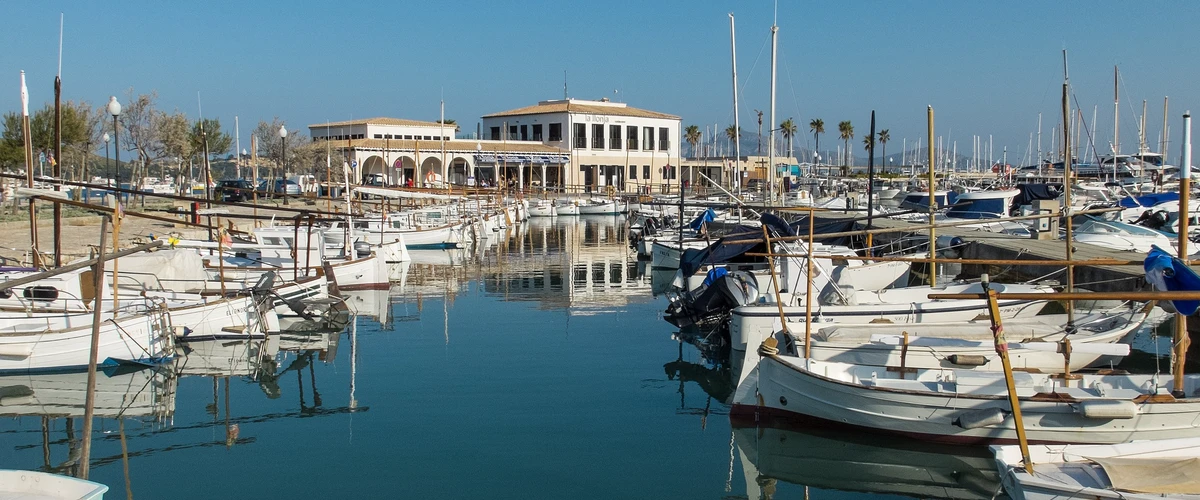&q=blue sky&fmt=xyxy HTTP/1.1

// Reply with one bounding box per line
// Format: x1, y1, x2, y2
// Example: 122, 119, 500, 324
4, 1, 1199, 164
